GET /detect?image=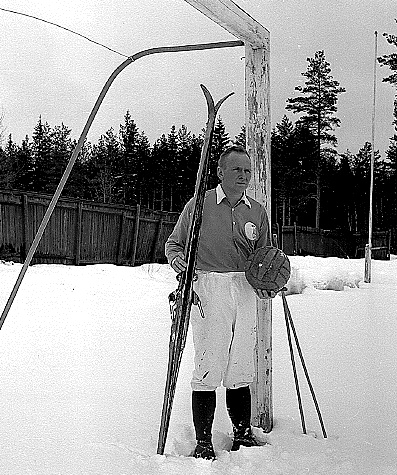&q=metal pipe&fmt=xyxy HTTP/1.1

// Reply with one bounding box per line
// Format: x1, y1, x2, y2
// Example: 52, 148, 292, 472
0, 40, 244, 330
365, 31, 378, 283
